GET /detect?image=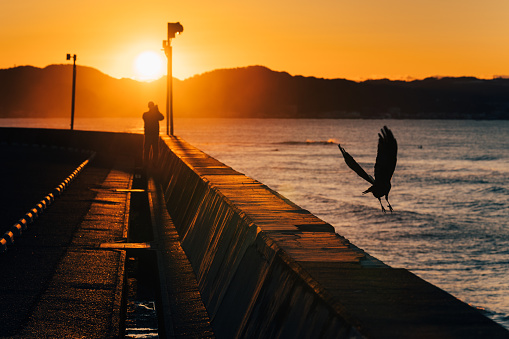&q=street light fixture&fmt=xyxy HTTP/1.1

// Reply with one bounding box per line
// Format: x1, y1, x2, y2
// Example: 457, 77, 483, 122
66, 53, 77, 130
163, 22, 183, 136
